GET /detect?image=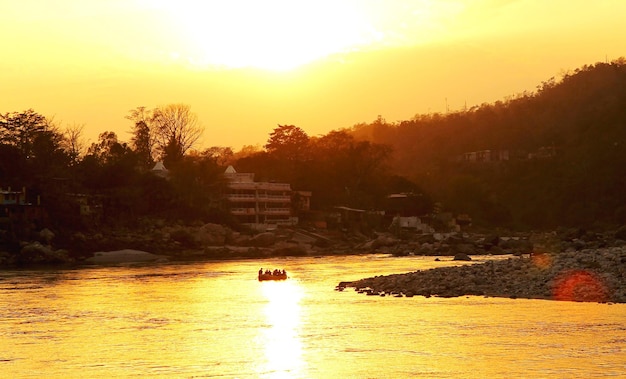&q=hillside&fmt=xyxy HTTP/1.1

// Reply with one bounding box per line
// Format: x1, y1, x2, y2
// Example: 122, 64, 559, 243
349, 59, 626, 229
